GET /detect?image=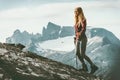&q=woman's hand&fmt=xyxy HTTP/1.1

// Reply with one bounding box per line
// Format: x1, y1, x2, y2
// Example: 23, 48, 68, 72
76, 32, 82, 41
74, 37, 76, 45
